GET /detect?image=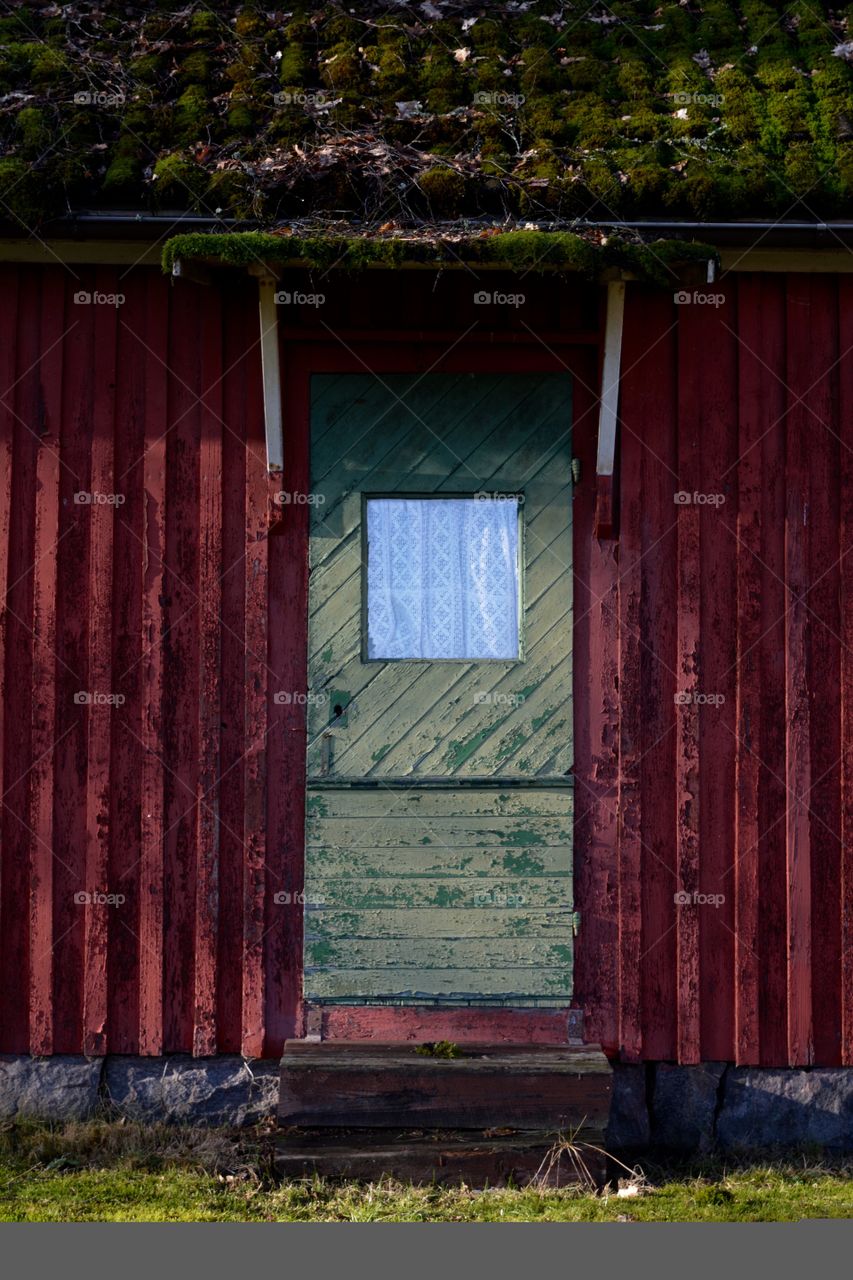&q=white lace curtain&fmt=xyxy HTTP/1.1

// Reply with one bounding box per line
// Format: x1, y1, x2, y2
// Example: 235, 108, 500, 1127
366, 497, 520, 660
